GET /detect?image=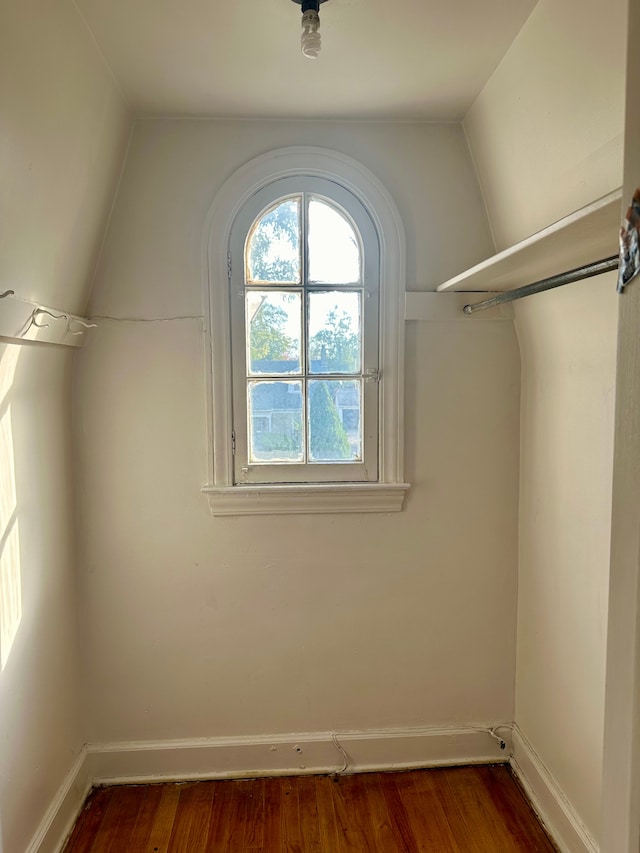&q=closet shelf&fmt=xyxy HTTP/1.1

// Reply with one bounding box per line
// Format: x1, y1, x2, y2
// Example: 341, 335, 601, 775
436, 188, 623, 293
